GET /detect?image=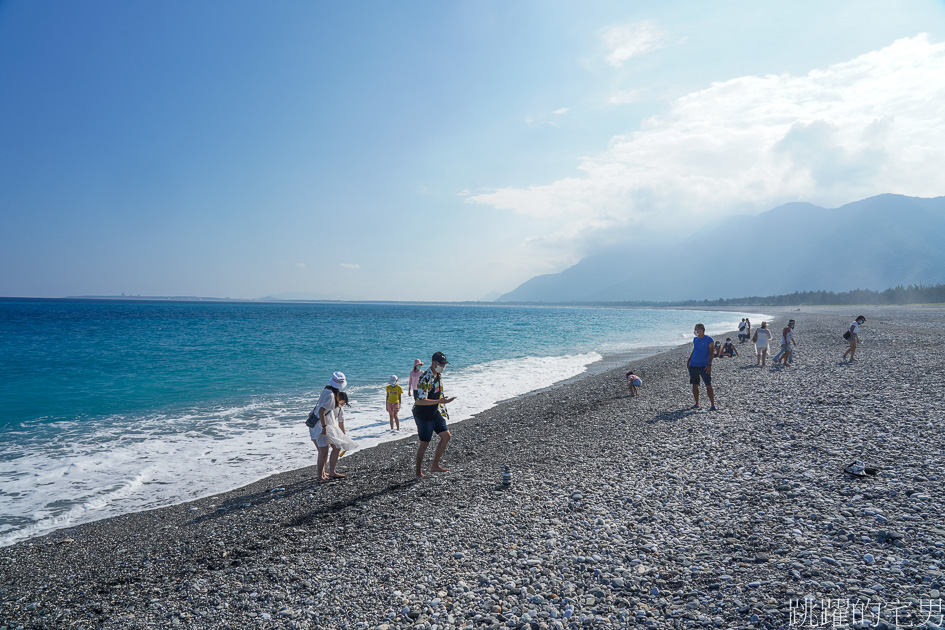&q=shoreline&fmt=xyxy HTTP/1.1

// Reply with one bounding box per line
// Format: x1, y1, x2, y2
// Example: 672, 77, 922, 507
0, 307, 763, 549
2, 306, 942, 629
